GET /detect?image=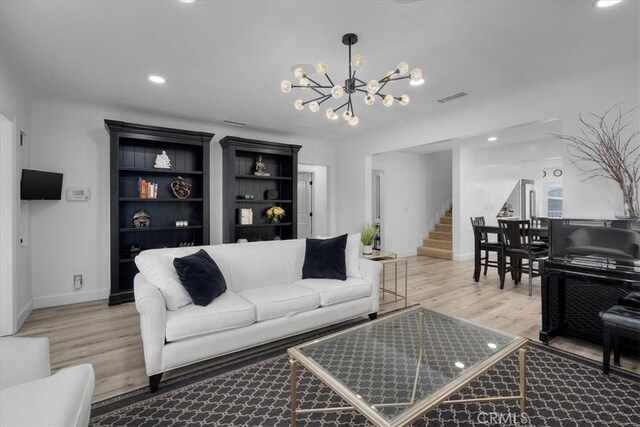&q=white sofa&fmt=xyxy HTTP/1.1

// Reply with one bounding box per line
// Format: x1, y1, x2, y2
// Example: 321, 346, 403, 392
0, 337, 95, 427
134, 237, 382, 392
